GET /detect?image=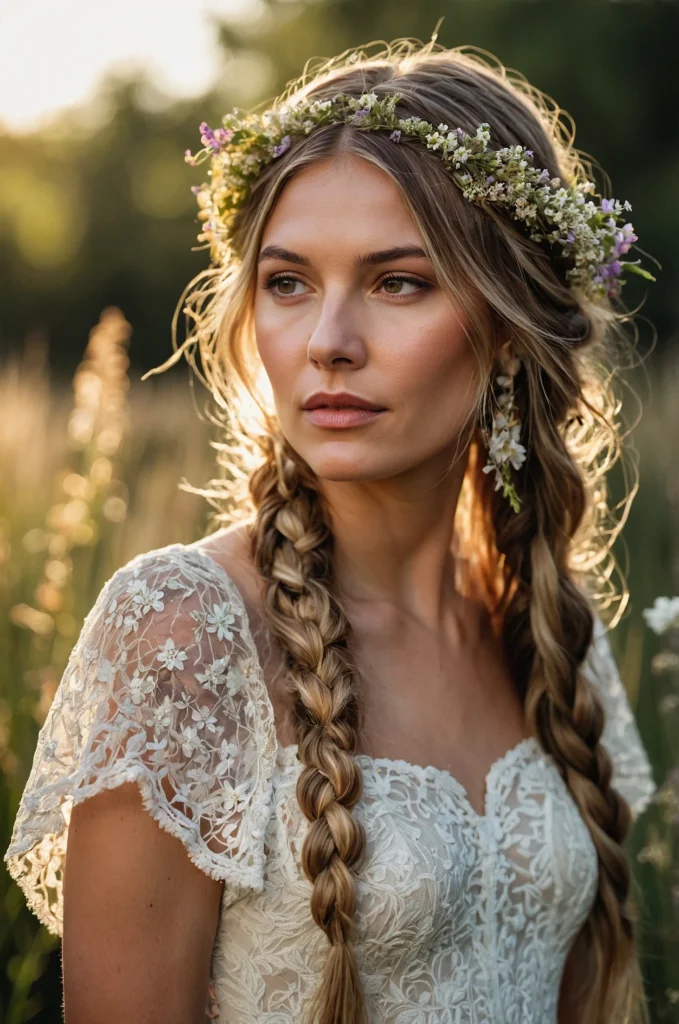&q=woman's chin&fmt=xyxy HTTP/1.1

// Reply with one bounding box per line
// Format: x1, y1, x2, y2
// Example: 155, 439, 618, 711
302, 450, 405, 484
